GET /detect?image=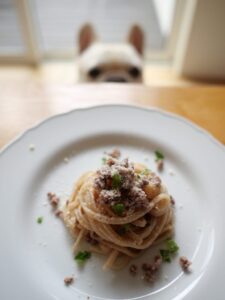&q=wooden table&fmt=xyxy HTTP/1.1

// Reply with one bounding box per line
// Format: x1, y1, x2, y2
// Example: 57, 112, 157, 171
1, 83, 225, 148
